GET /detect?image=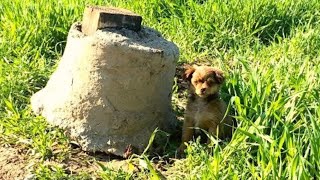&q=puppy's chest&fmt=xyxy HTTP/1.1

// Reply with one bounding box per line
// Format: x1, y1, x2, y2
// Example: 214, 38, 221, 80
187, 100, 222, 127
193, 101, 206, 117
